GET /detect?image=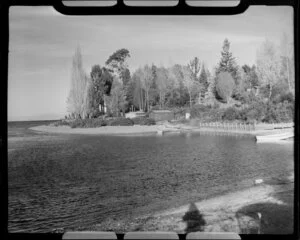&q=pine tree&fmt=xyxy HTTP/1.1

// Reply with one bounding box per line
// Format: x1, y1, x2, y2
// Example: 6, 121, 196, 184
199, 63, 209, 98
216, 39, 239, 84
